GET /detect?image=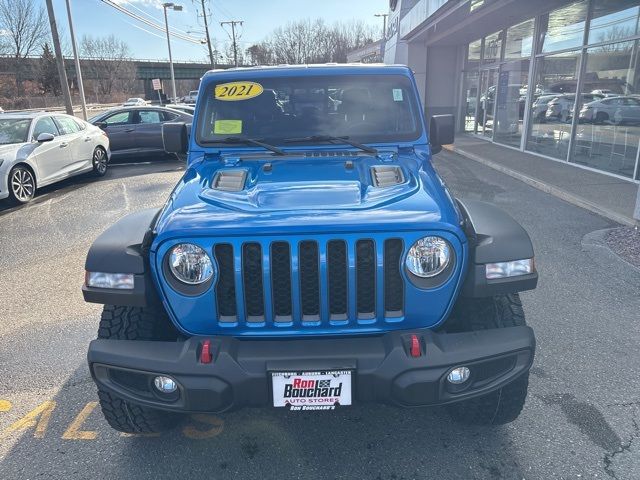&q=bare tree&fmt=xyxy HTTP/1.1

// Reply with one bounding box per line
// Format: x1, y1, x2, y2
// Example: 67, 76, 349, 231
246, 18, 377, 66
80, 34, 136, 97
0, 0, 49, 94
0, 0, 49, 58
